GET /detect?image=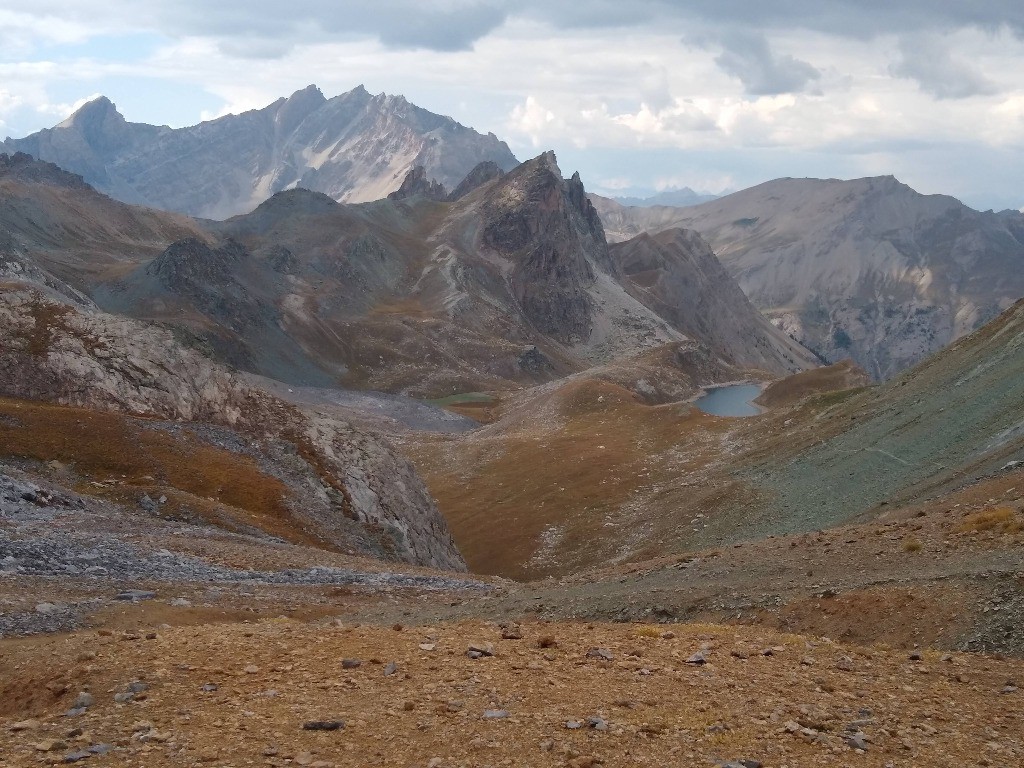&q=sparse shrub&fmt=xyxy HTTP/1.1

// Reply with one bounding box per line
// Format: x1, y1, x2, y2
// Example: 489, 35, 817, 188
537, 635, 558, 648
957, 507, 1023, 535
636, 625, 662, 638
902, 538, 923, 553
